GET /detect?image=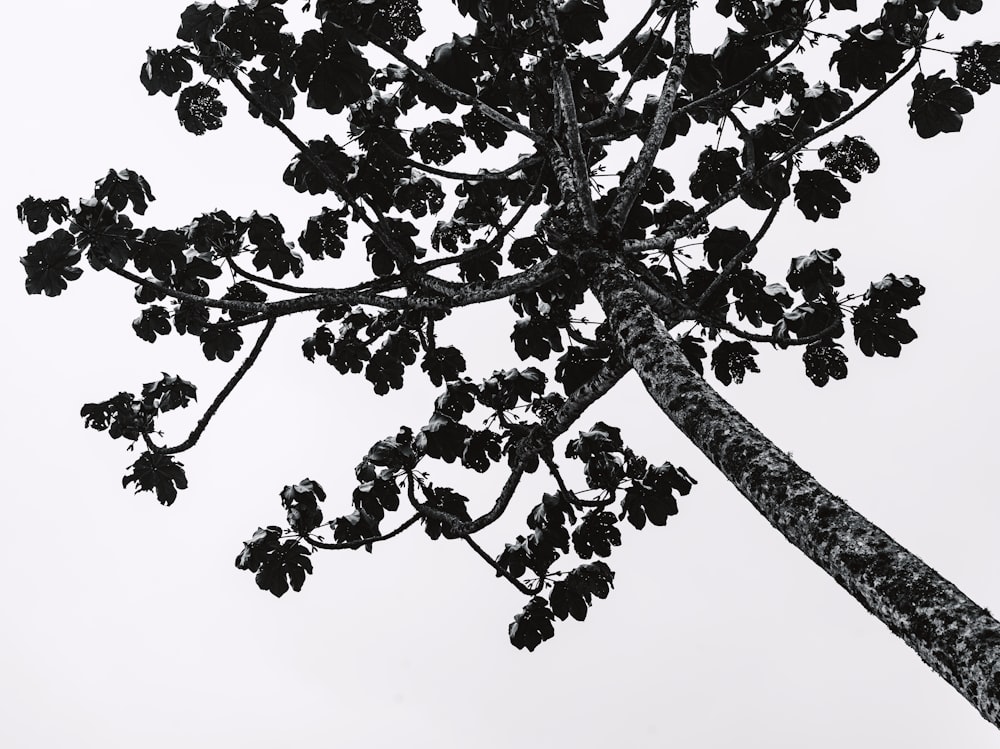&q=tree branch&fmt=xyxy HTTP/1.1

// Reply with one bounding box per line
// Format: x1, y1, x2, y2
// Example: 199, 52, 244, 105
359, 30, 543, 144
696, 197, 784, 308
607, 4, 691, 232
599, 0, 665, 64
307, 513, 421, 551
541, 0, 597, 228
462, 535, 543, 596
143, 317, 276, 455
